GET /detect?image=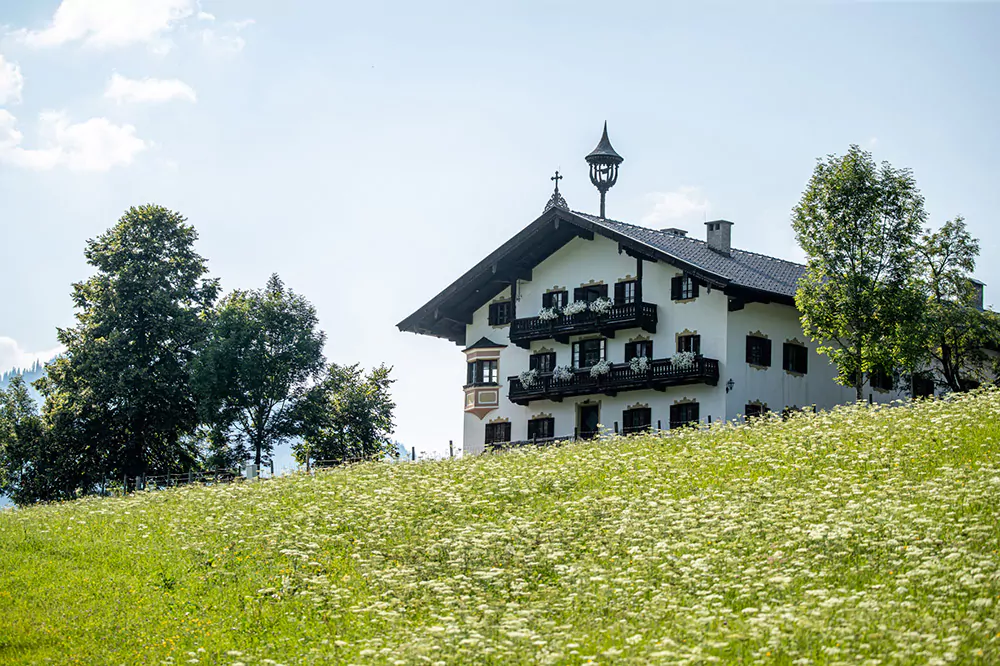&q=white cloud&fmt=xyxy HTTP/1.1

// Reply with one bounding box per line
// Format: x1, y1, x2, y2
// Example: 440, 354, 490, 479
0, 110, 146, 171
201, 18, 254, 54
0, 337, 64, 376
105, 73, 196, 104
0, 54, 23, 105
641, 186, 712, 229
197, 11, 216, 21
18, 0, 195, 49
